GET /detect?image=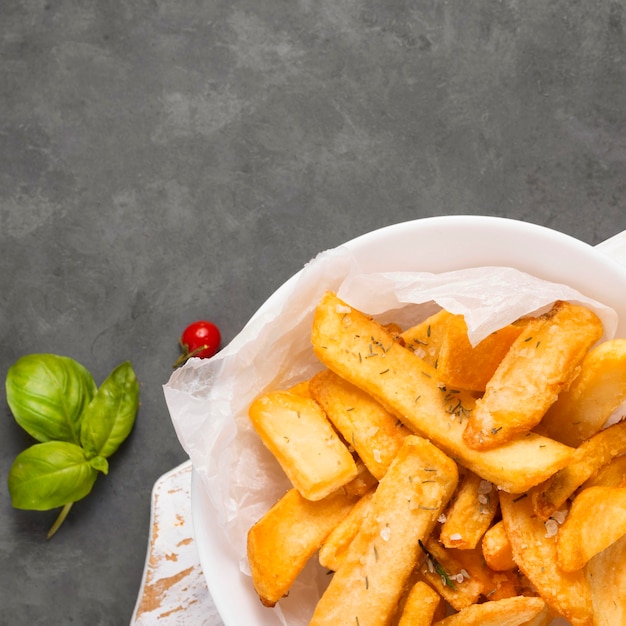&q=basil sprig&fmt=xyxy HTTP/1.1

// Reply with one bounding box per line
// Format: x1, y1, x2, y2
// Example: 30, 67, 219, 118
6, 354, 139, 538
